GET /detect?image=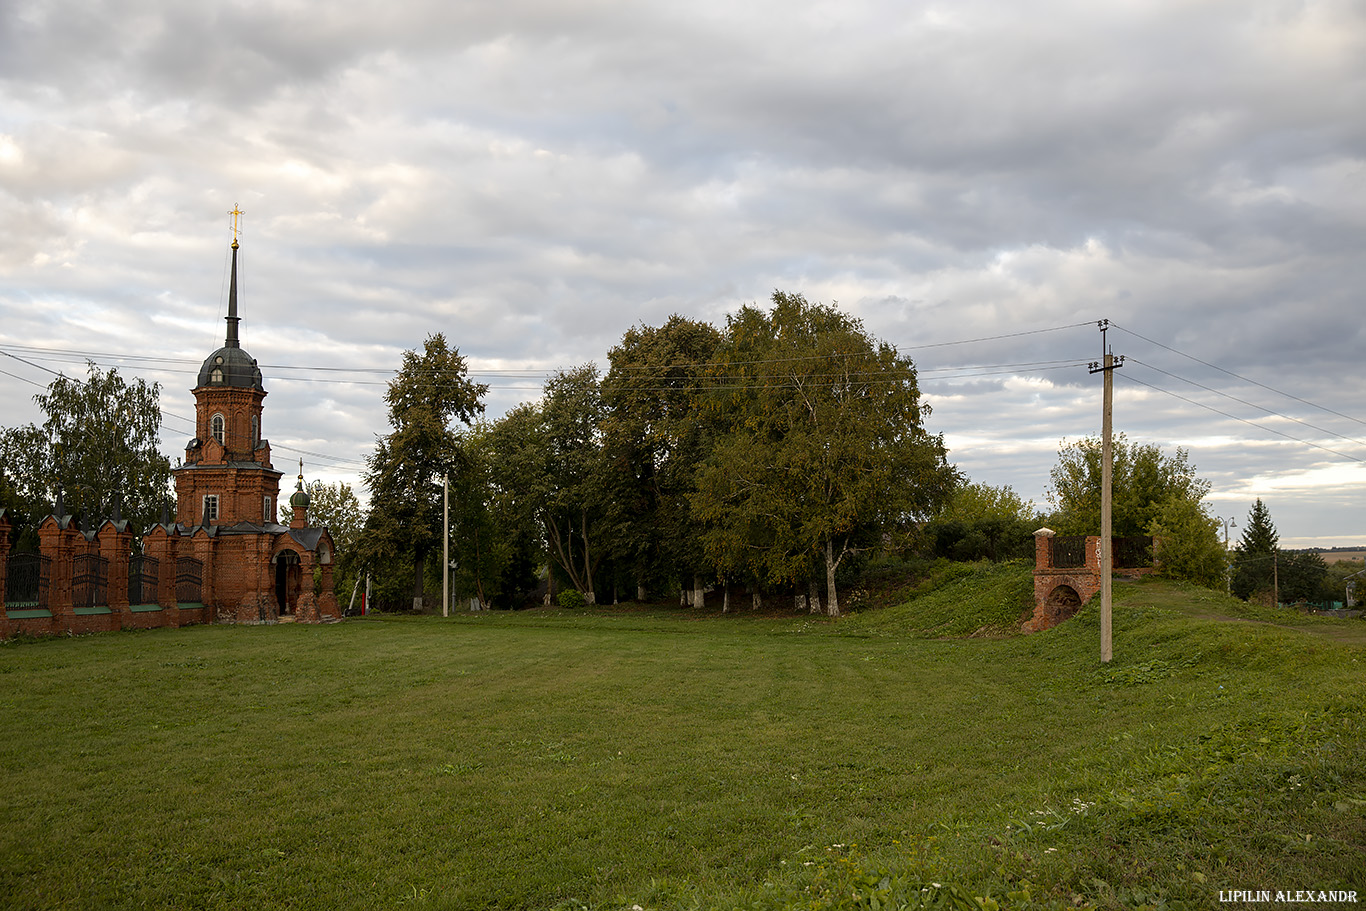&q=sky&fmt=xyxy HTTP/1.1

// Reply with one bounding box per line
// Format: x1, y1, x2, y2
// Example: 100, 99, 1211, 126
1, 0, 1364, 548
